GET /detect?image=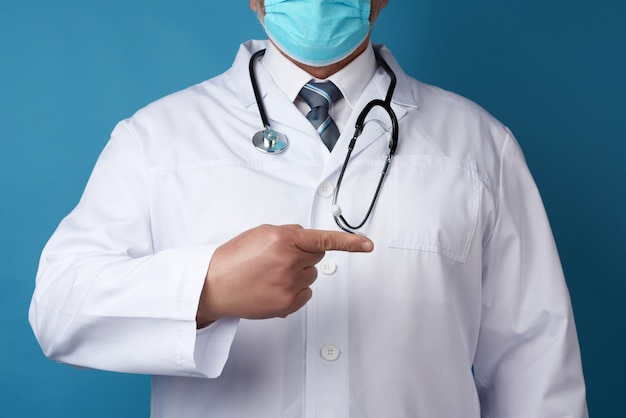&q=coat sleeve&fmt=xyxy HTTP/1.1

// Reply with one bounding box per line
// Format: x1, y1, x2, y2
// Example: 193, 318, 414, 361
28, 121, 238, 378
473, 131, 588, 417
